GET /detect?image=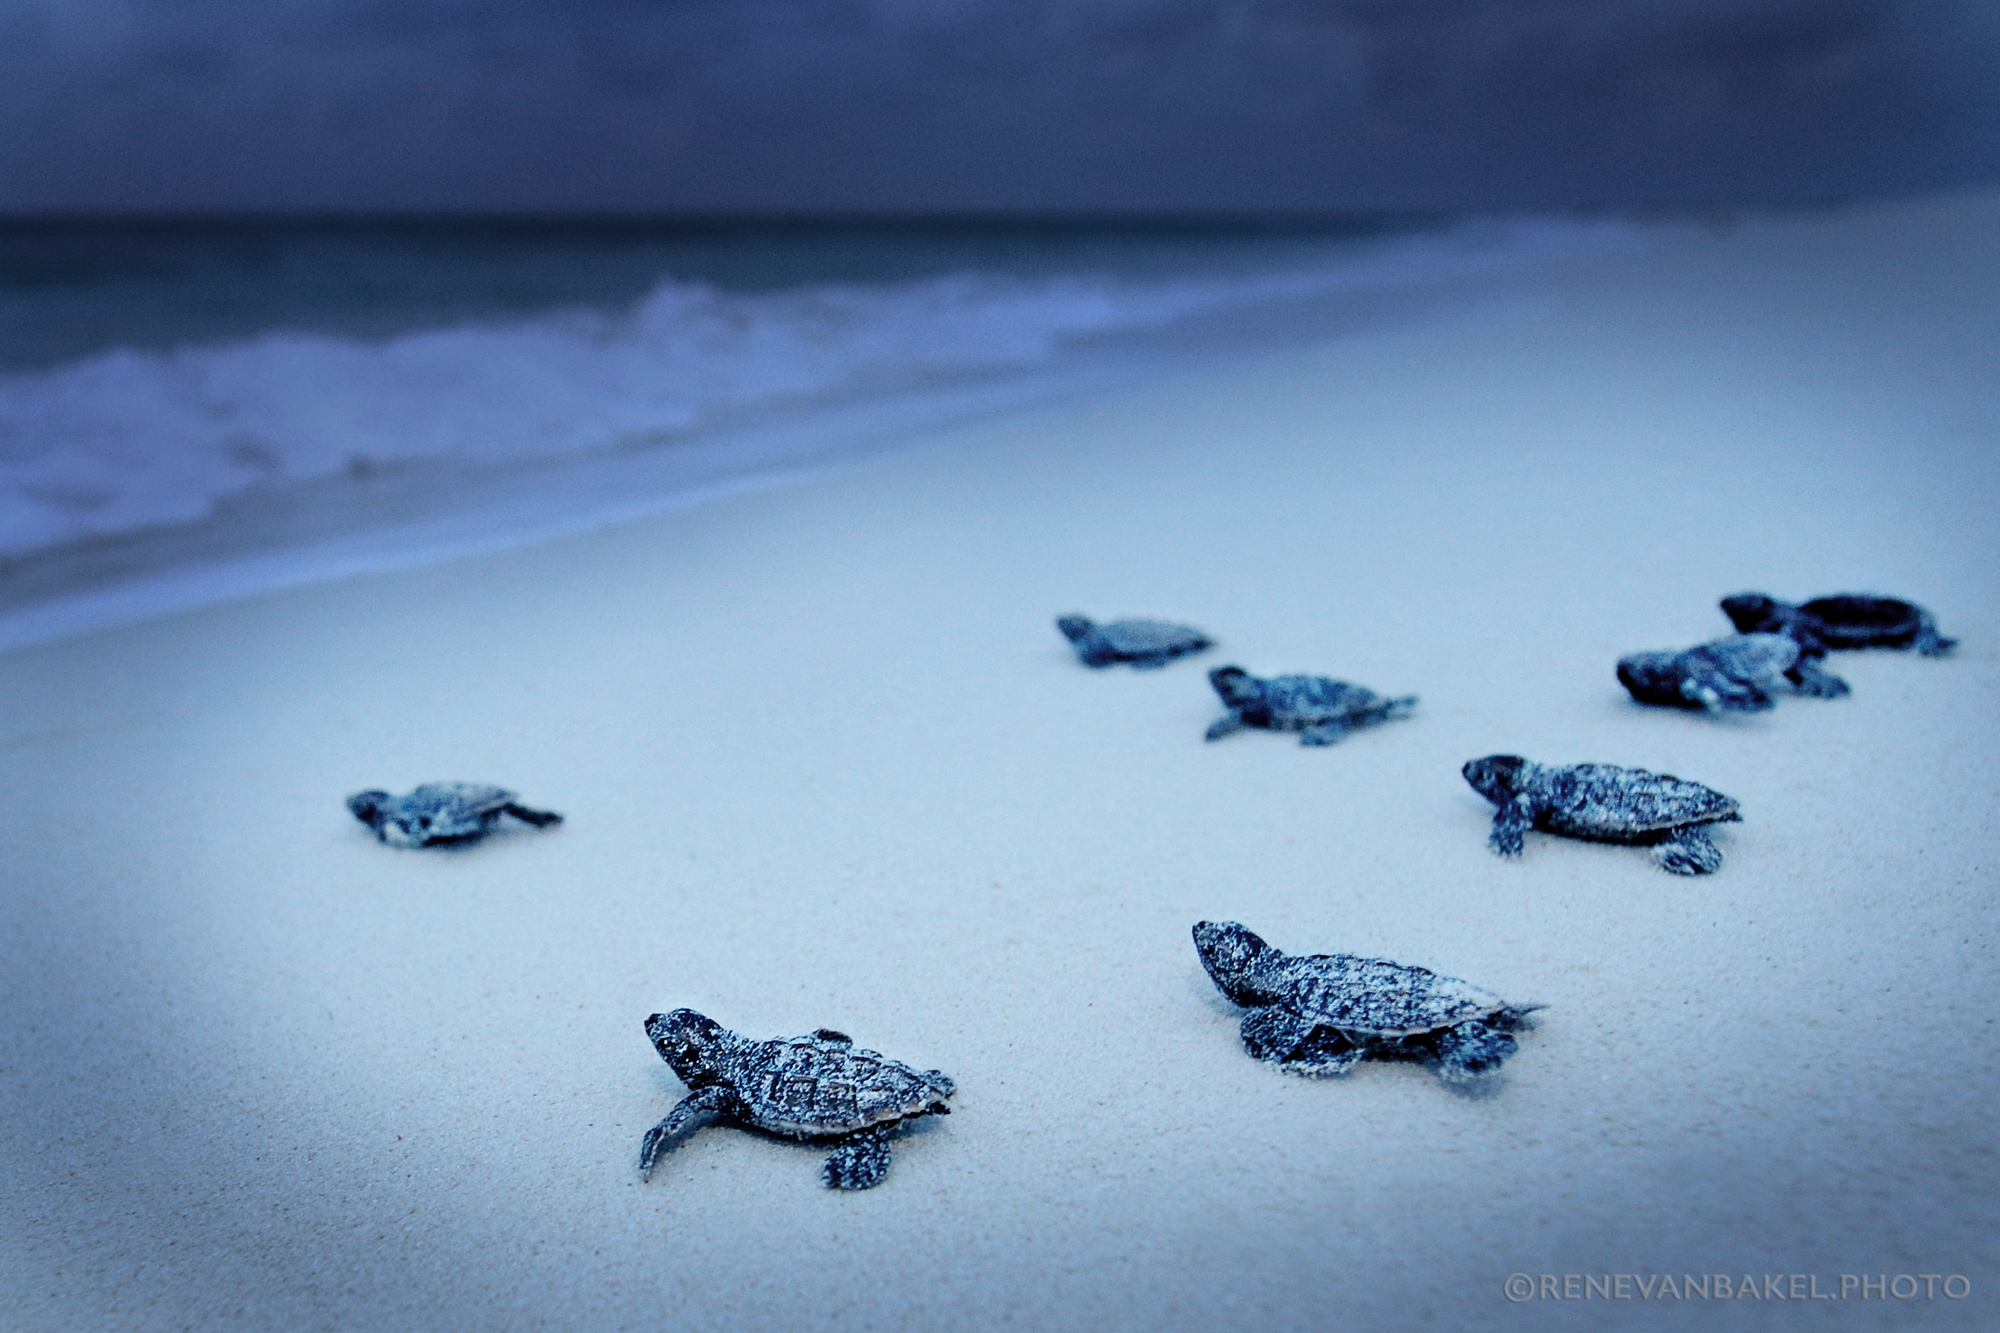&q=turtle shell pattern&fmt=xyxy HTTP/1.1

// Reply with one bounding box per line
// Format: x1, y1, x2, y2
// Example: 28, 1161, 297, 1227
720, 1031, 952, 1139
414, 782, 513, 818
1537, 763, 1739, 840
1094, 620, 1209, 657
373, 783, 517, 842
1259, 676, 1384, 725
1262, 951, 1508, 1039
1795, 596, 1939, 650
1616, 635, 1800, 710
1694, 633, 1801, 678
